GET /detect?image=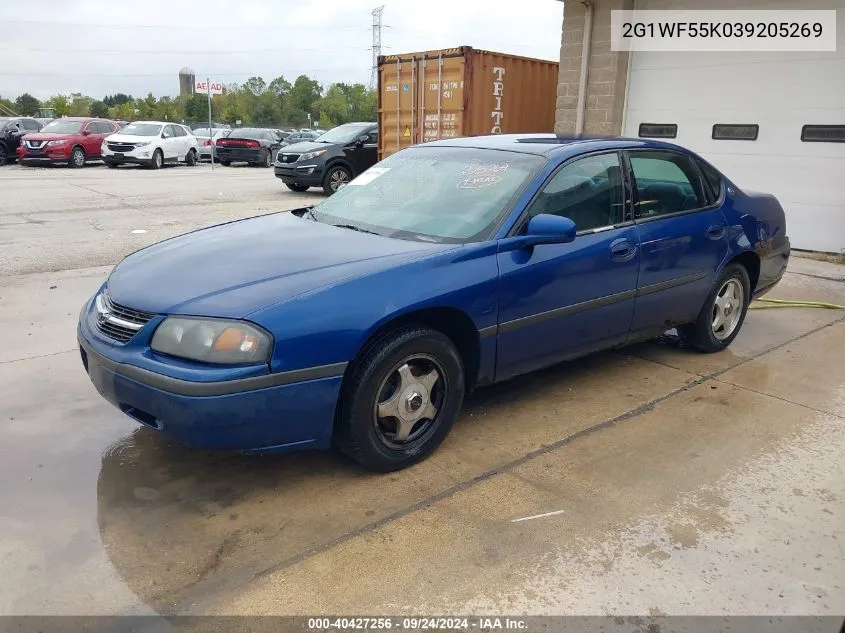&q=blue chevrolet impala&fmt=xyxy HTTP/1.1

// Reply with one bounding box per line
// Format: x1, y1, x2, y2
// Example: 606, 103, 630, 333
78, 135, 790, 471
